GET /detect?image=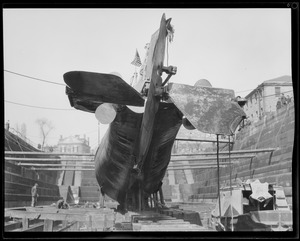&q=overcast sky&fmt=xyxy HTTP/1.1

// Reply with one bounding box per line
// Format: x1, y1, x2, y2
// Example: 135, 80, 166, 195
3, 8, 291, 150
